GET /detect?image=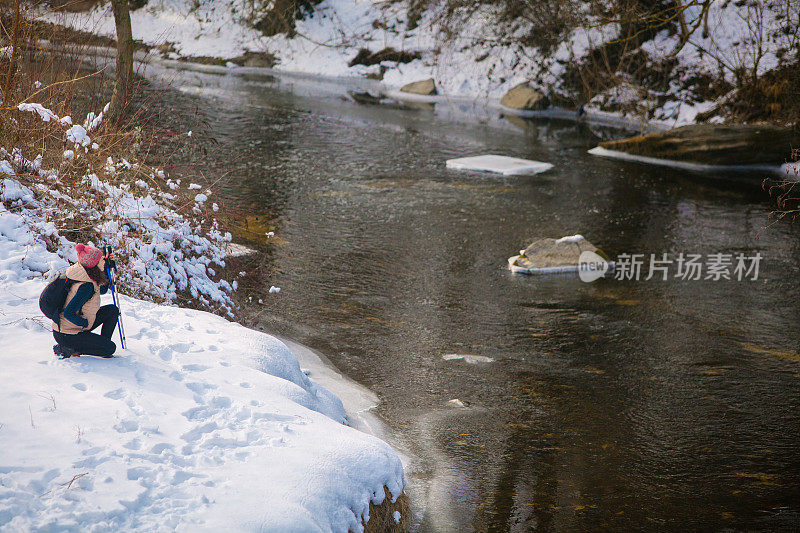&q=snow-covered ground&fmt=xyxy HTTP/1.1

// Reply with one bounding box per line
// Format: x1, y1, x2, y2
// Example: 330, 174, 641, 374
0, 203, 405, 531
1, 92, 405, 531
43, 0, 796, 128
